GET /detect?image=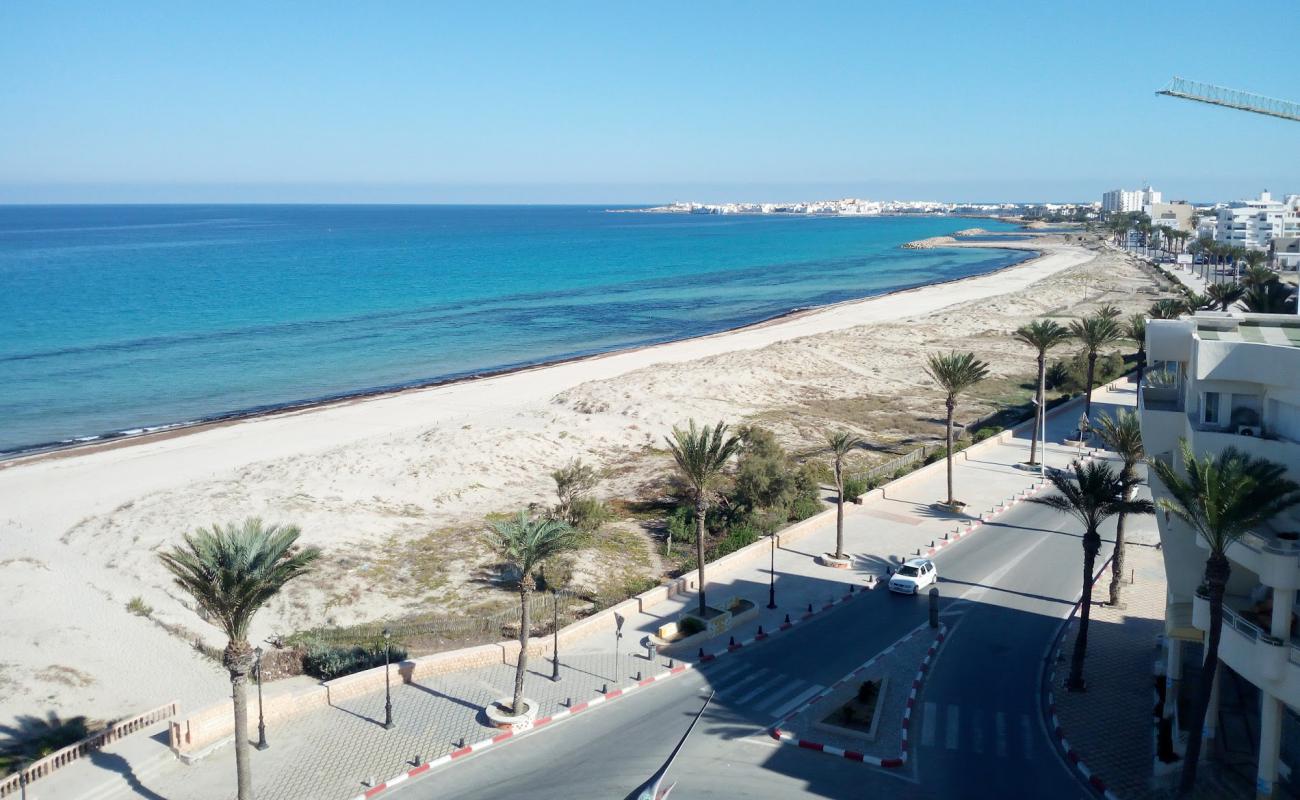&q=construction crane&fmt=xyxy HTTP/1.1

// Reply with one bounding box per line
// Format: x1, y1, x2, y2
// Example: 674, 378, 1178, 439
1156, 76, 1300, 123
